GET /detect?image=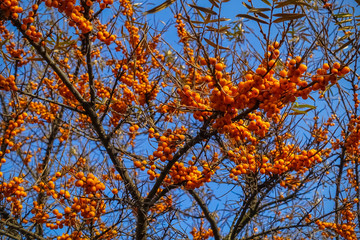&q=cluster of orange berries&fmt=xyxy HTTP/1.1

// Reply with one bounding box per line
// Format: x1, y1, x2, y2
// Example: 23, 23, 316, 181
0, 21, 11, 42
228, 148, 259, 179
57, 81, 76, 103
346, 168, 359, 191
20, 5, 43, 42
0, 74, 17, 91
315, 220, 356, 240
180, 43, 351, 134
94, 79, 111, 99
48, 208, 65, 229
165, 161, 216, 190
32, 176, 61, 199
43, 0, 93, 33
149, 127, 187, 163
0, 176, 27, 216
219, 113, 269, 144
59, 125, 70, 142
177, 84, 212, 122
96, 28, 116, 45
22, 151, 32, 164
144, 164, 159, 181
310, 62, 349, 92
94, 223, 119, 239
21, 3, 37, 25
228, 144, 322, 180
190, 222, 214, 240
109, 99, 127, 125
24, 25, 42, 42
136, 81, 160, 105
344, 115, 360, 155
74, 172, 106, 194
150, 195, 173, 214
175, 14, 189, 45
353, 86, 360, 108
37, 172, 108, 227
124, 21, 141, 53
312, 116, 334, 143
30, 201, 50, 223
69, 194, 106, 222
0, 112, 27, 152
57, 231, 86, 240
119, 0, 133, 16
265, 146, 322, 176
0, 0, 23, 20
6, 42, 28, 66
28, 101, 57, 123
